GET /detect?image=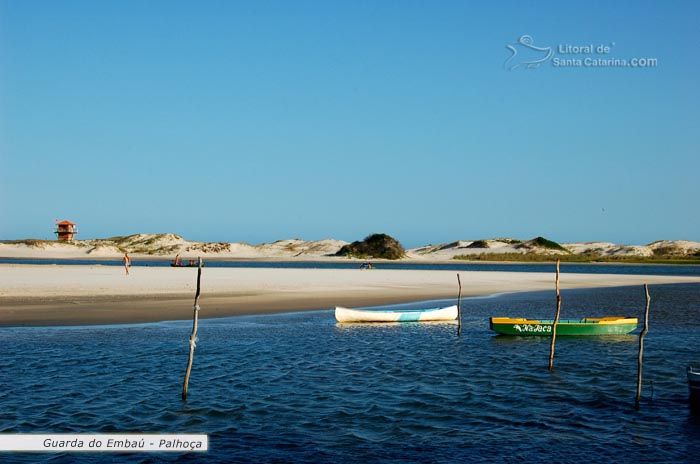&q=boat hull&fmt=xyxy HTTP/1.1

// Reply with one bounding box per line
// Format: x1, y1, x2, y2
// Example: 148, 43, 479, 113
489, 317, 638, 336
335, 305, 458, 323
